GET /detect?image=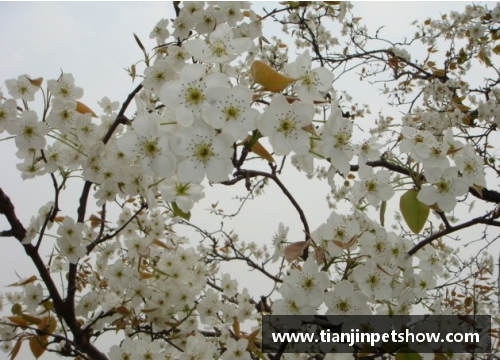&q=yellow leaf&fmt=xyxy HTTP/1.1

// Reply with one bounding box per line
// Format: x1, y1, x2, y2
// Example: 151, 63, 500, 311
301, 124, 319, 137
400, 189, 429, 234
8, 316, 28, 327
9, 338, 23, 360
250, 60, 296, 92
244, 136, 275, 163
247, 328, 261, 342
433, 69, 446, 77
7, 275, 37, 287
493, 44, 500, 54
233, 317, 240, 338
29, 336, 47, 359
139, 272, 154, 279
152, 239, 170, 249
38, 316, 57, 334
76, 101, 98, 118
89, 214, 102, 229
284, 240, 309, 263
131, 64, 136, 82
20, 314, 41, 325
